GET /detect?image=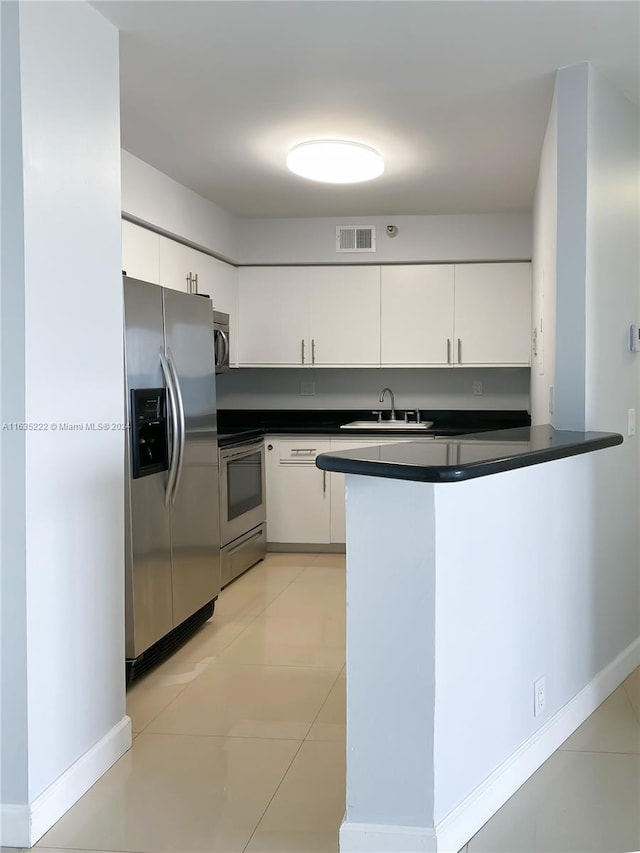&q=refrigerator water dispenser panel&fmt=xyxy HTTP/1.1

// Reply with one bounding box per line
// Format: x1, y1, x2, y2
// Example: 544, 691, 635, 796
131, 388, 168, 478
